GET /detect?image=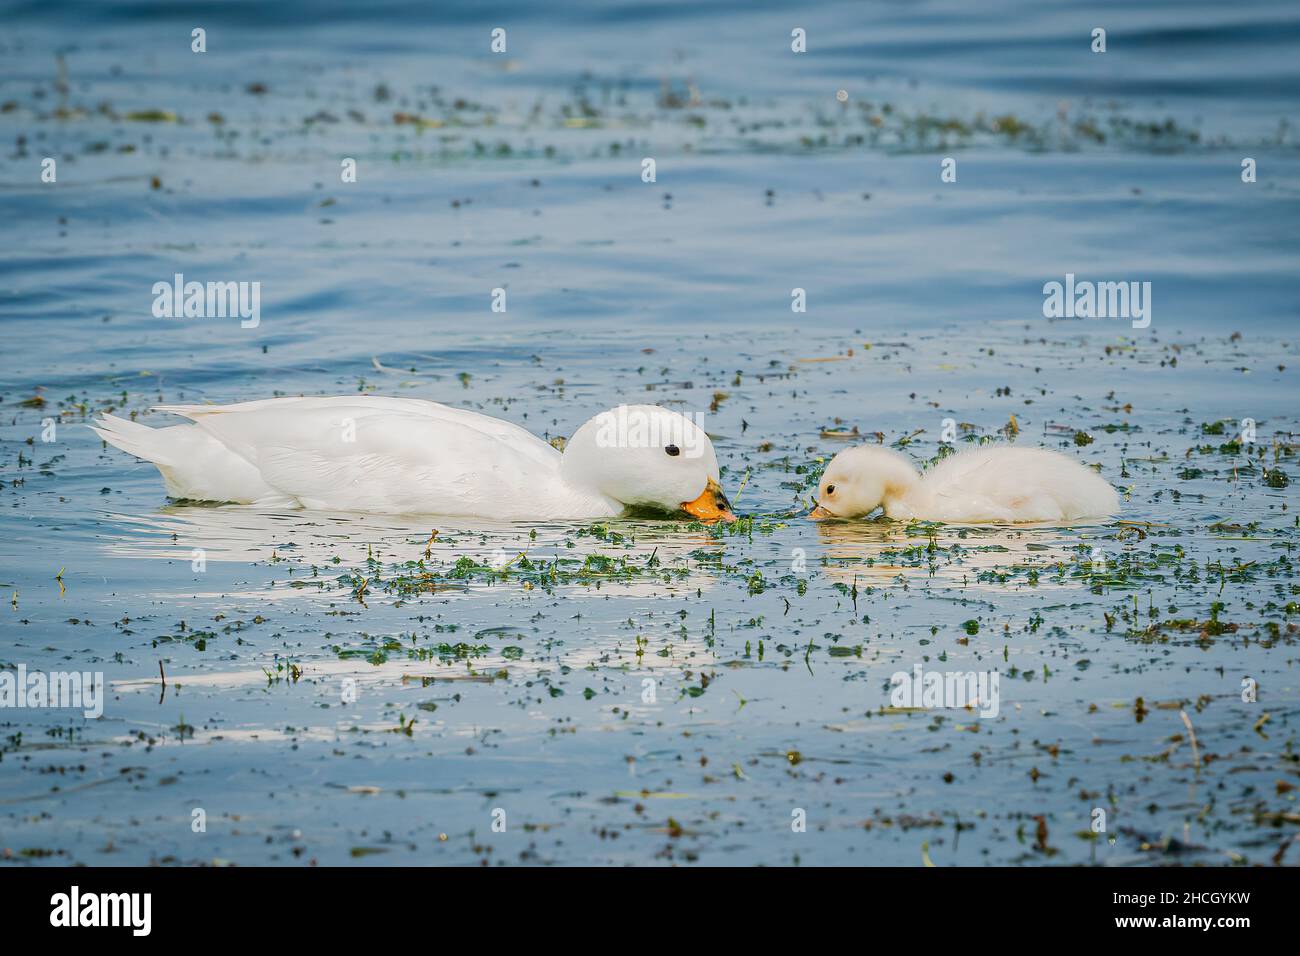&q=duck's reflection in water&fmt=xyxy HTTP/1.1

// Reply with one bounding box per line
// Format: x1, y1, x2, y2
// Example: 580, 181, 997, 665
103, 505, 733, 704
809, 517, 1111, 591
101, 503, 732, 597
